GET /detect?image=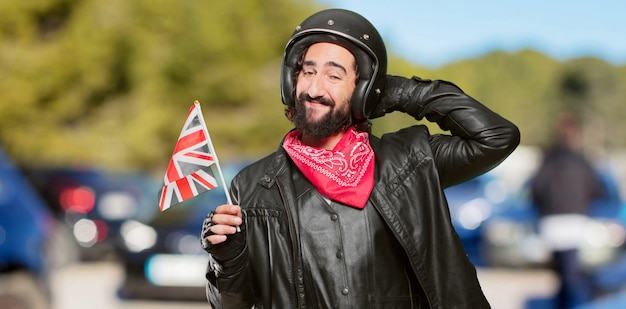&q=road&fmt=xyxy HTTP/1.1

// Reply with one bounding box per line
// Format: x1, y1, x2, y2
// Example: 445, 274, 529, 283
50, 261, 558, 309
